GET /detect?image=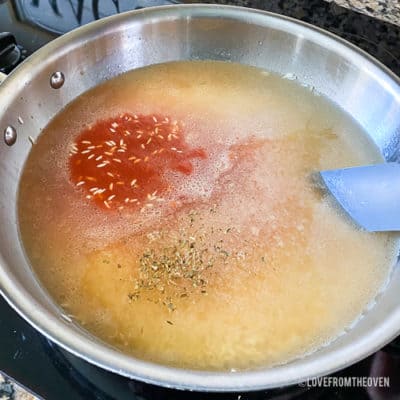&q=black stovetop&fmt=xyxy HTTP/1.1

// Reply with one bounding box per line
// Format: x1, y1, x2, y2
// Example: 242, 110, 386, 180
1, 1, 400, 399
